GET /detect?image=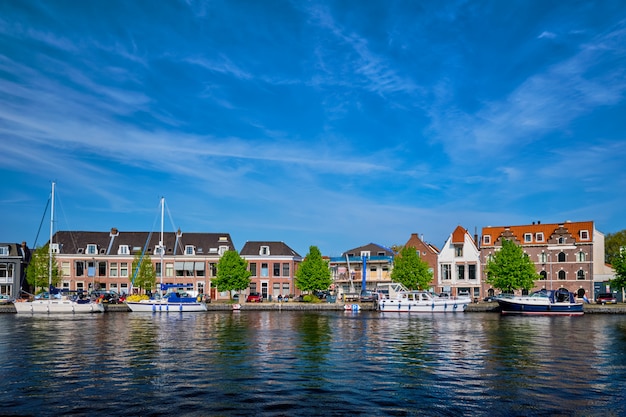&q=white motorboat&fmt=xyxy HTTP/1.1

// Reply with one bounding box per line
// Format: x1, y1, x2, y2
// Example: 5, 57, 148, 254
378, 289, 471, 313
126, 284, 207, 312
